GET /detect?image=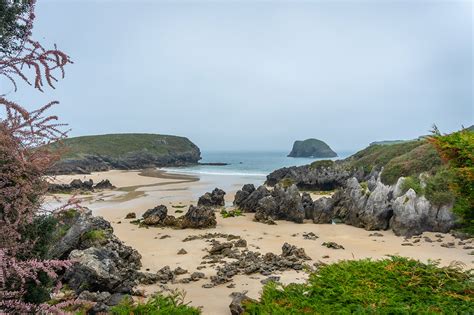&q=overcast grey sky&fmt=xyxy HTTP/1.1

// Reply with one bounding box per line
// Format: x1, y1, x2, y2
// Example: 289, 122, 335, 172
8, 0, 473, 151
